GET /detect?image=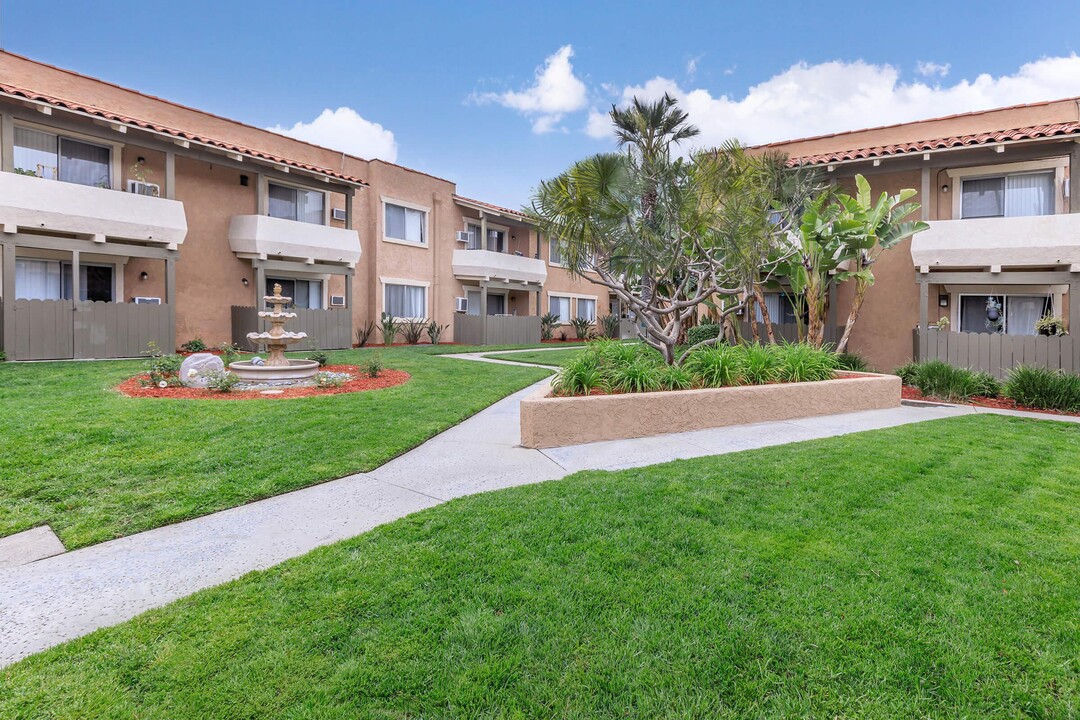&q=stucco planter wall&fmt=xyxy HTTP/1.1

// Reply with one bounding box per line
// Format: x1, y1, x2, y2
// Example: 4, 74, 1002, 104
519, 371, 901, 449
